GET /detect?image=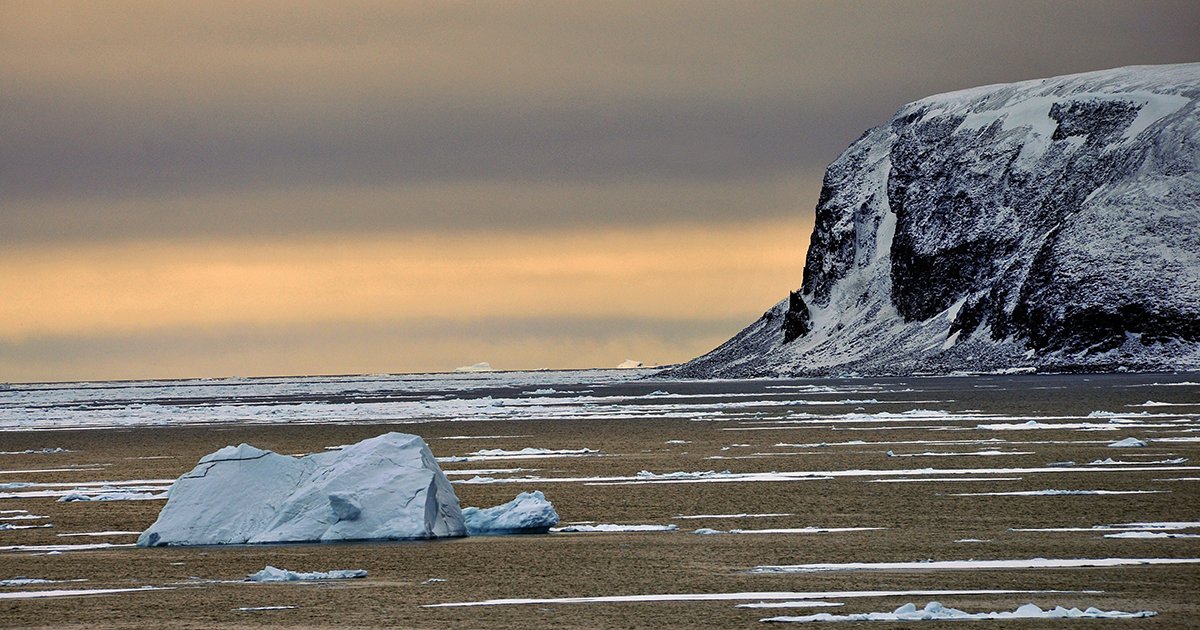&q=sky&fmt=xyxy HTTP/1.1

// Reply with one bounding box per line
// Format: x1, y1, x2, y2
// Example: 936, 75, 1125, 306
3, 1, 1199, 382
